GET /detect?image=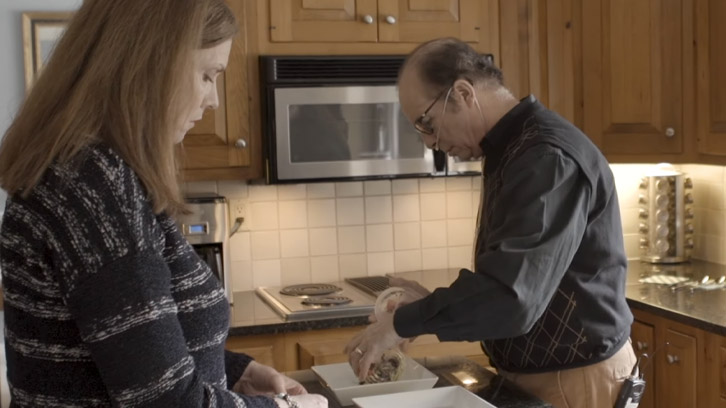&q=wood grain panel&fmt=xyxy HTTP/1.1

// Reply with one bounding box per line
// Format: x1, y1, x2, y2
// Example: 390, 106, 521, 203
696, 0, 726, 155
659, 328, 697, 408
630, 320, 655, 408
270, 0, 377, 42
583, 0, 686, 155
